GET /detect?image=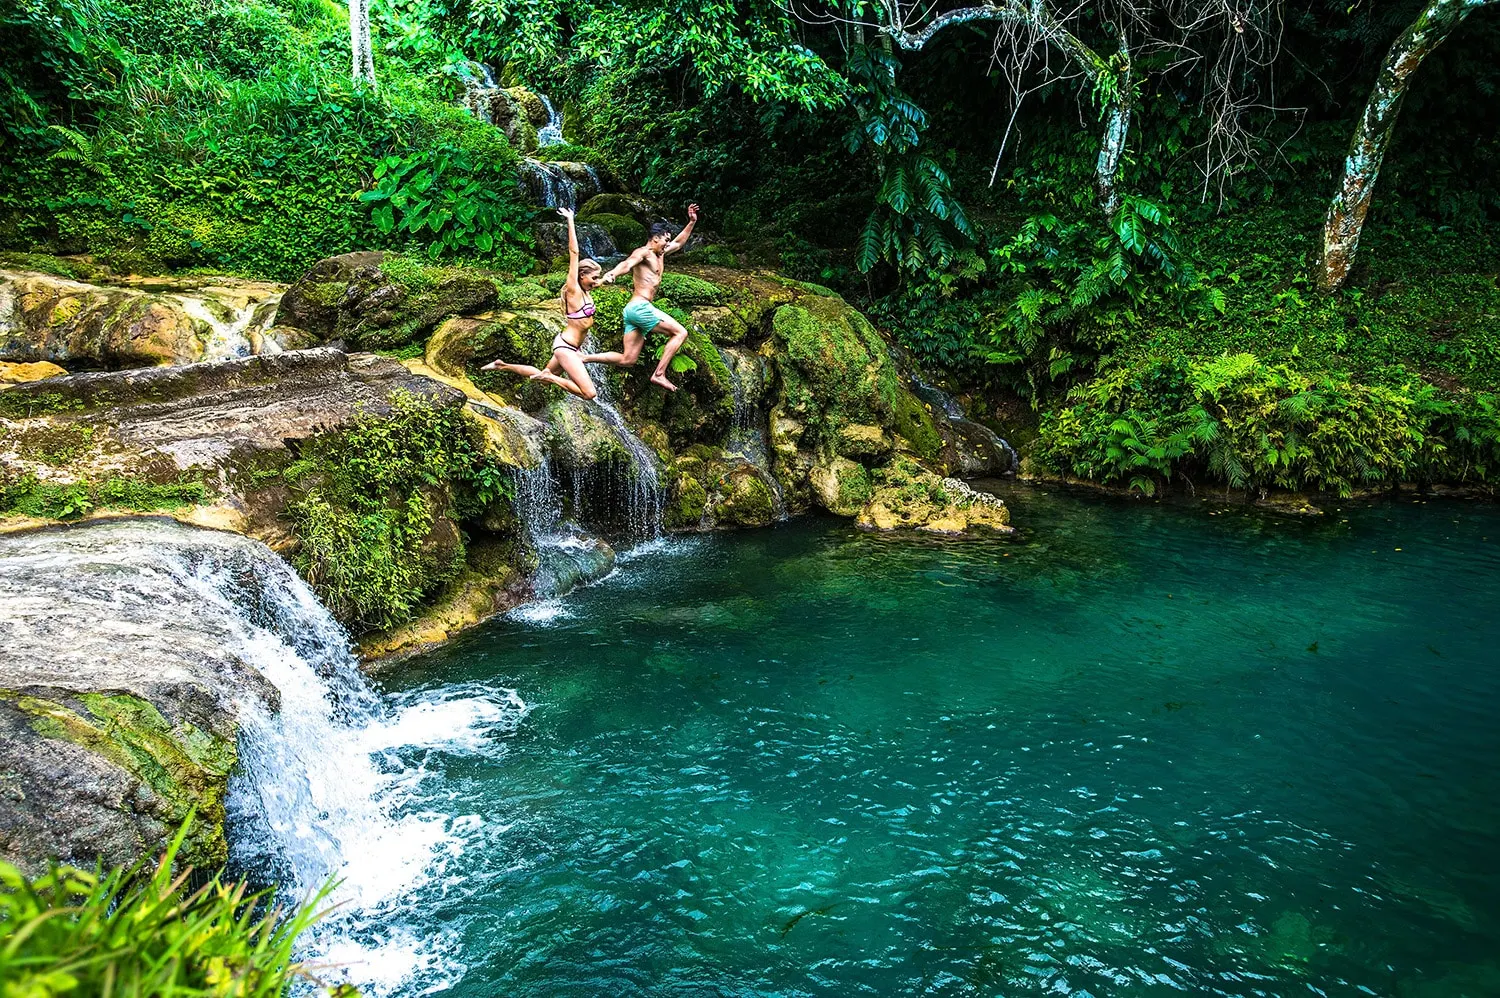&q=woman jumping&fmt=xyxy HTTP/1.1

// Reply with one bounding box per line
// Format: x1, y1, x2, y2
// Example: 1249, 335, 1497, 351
481, 206, 600, 400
